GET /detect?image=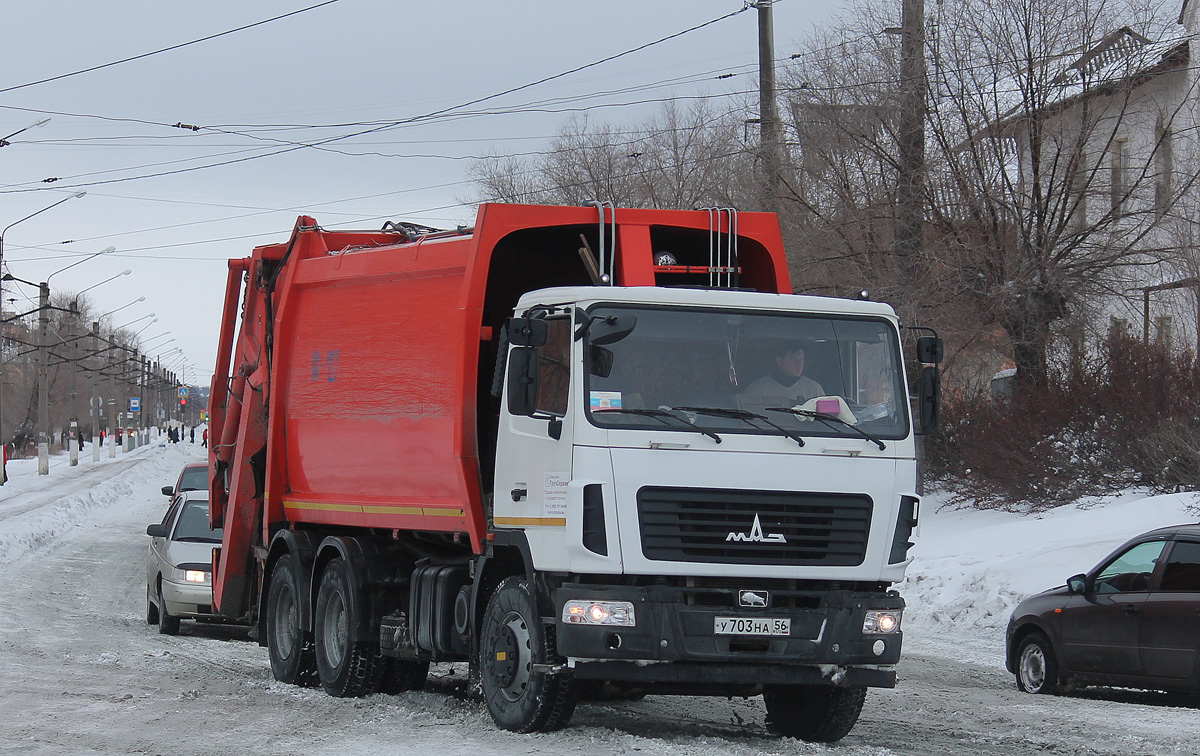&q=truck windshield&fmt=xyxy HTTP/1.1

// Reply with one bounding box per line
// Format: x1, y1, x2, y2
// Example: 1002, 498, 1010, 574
584, 305, 909, 441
